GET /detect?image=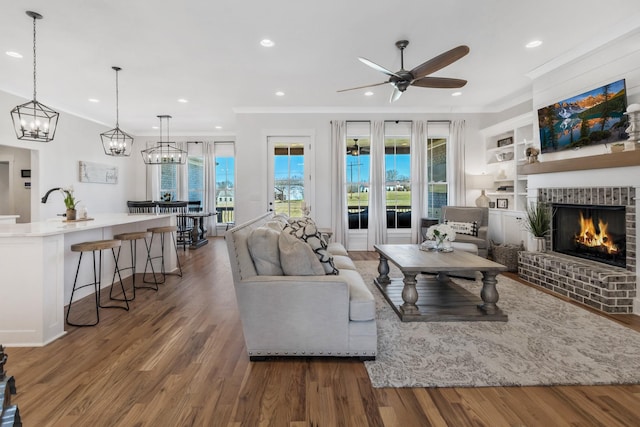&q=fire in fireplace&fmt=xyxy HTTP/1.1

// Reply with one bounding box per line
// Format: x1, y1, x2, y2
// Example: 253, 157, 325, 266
552, 203, 626, 268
